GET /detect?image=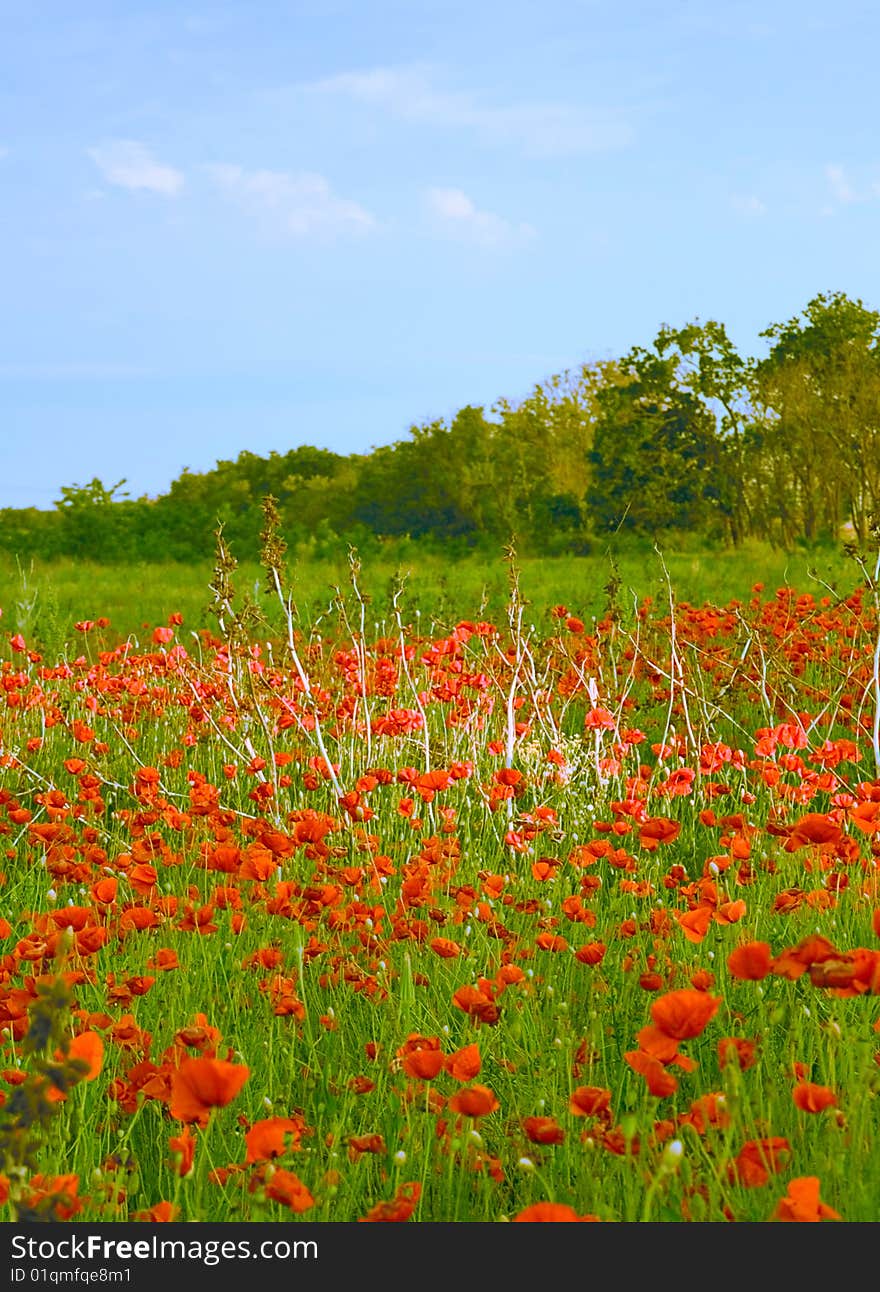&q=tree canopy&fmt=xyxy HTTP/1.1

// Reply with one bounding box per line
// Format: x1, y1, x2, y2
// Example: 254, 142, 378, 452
3, 291, 878, 562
